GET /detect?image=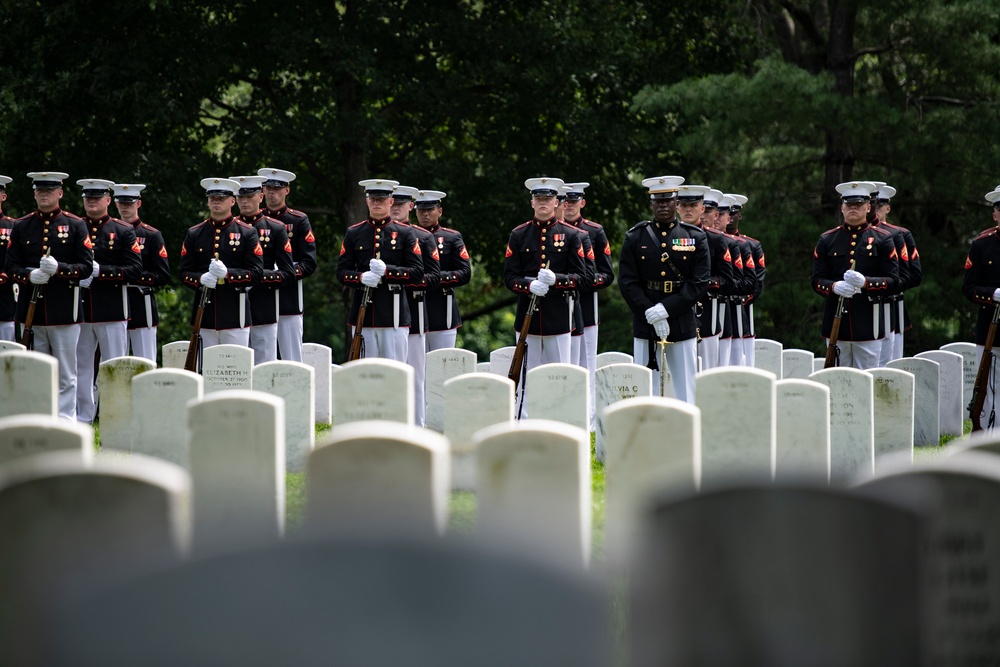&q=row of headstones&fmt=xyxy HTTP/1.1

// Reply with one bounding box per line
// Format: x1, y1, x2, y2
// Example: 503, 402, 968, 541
7, 421, 1000, 664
